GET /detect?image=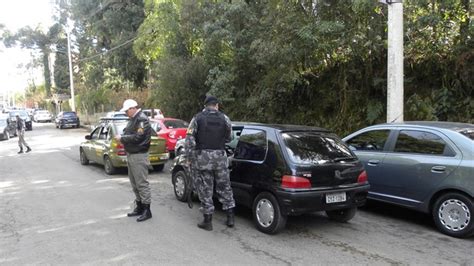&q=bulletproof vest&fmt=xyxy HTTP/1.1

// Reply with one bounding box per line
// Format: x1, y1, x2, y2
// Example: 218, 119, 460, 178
196, 110, 226, 150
